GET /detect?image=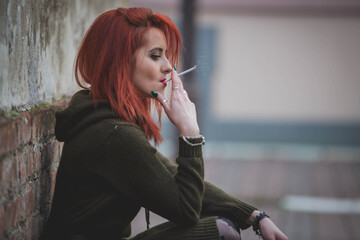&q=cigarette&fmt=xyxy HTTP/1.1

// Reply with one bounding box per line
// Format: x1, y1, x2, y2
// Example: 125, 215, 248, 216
164, 65, 197, 82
